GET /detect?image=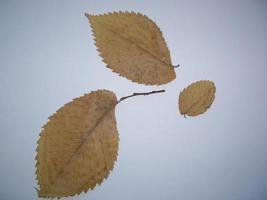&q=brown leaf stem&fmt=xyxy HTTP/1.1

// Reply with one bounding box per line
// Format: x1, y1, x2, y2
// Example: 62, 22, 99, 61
118, 89, 165, 103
